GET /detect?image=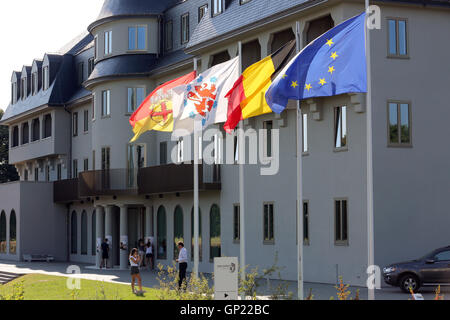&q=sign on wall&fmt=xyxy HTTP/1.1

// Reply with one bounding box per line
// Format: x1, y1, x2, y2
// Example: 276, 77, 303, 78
214, 257, 238, 300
